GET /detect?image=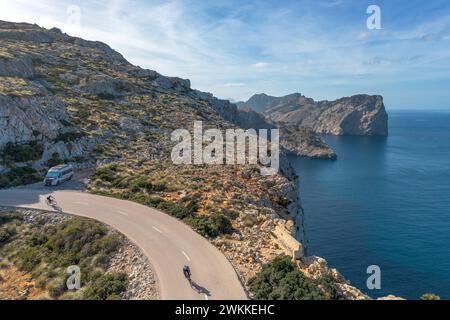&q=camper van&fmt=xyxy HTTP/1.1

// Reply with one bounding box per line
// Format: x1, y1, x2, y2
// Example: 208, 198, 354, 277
44, 164, 74, 186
